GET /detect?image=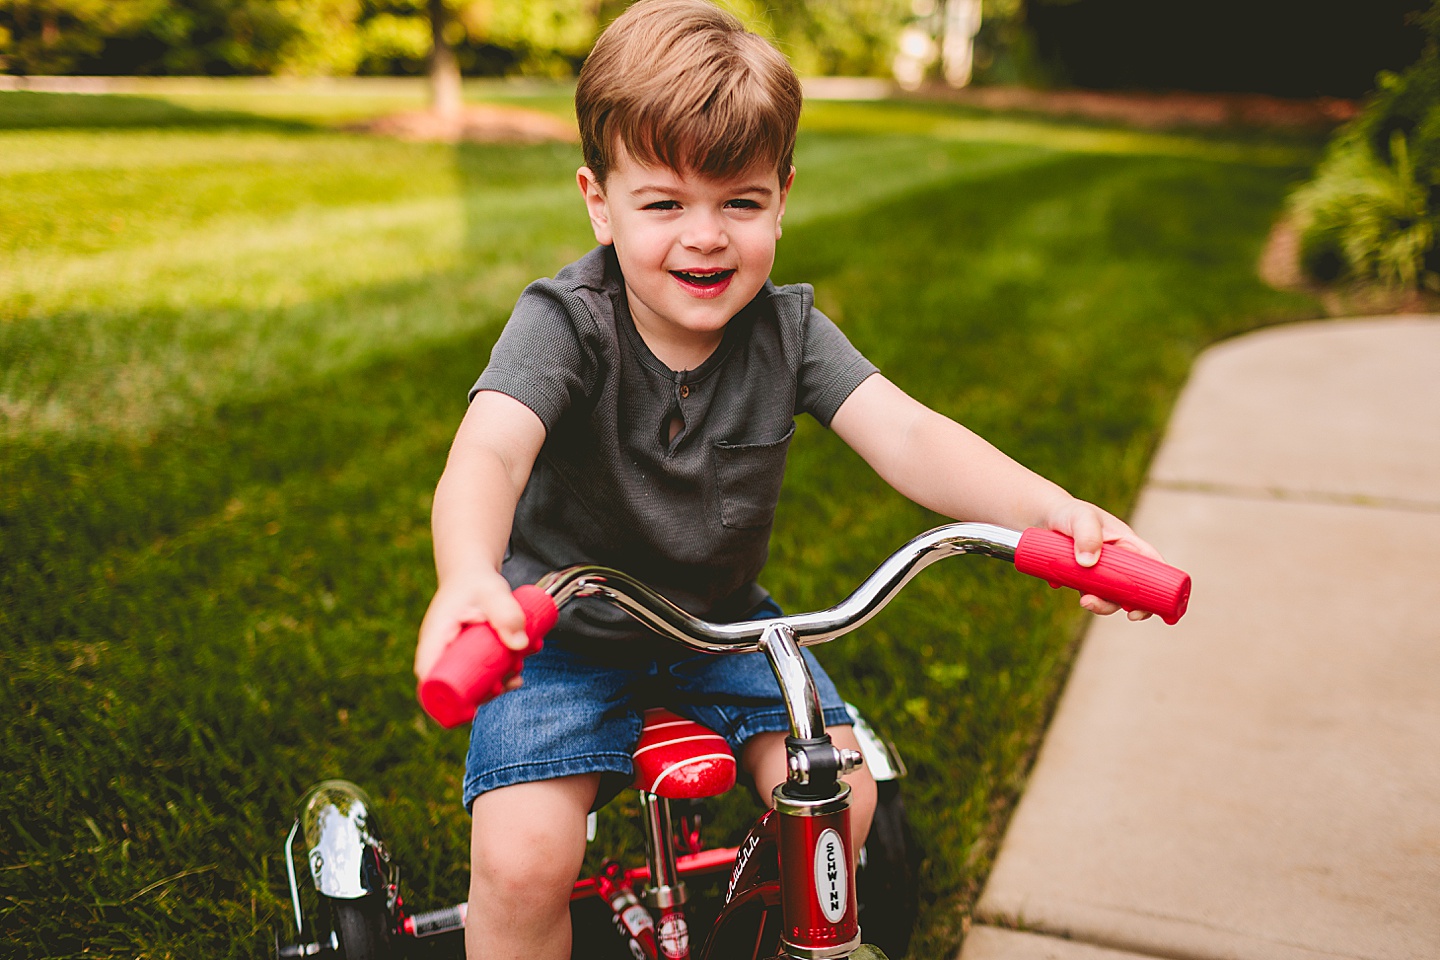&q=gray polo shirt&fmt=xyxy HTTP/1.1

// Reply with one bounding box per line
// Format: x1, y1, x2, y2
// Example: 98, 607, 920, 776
473, 246, 877, 642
